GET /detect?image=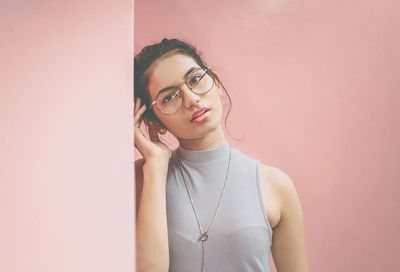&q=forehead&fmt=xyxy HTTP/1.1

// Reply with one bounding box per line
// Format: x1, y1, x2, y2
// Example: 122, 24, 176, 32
146, 54, 200, 99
